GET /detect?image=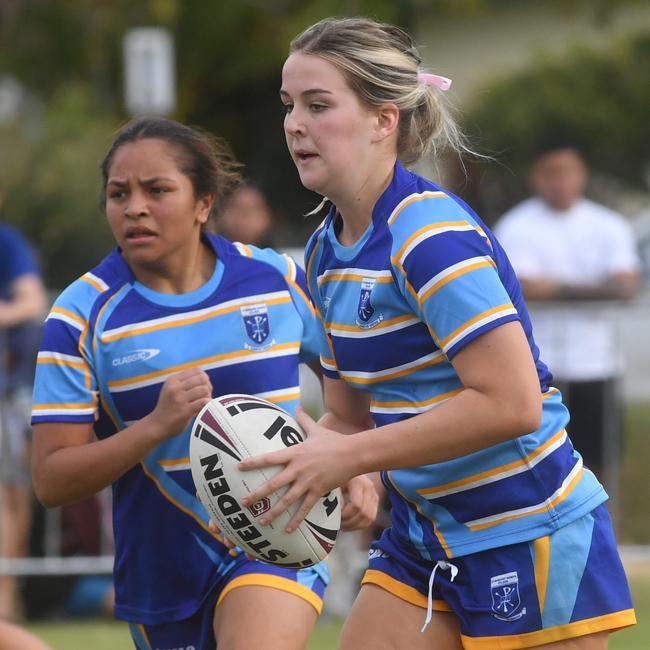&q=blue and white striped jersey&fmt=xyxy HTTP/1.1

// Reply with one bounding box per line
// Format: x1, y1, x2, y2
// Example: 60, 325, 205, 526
32, 233, 319, 624
305, 162, 606, 560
